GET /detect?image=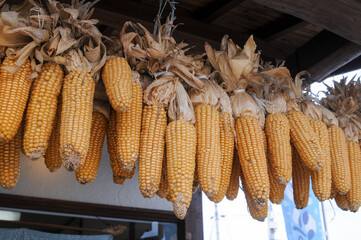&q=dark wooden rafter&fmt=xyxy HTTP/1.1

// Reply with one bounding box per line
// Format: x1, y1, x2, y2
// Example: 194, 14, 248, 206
285, 30, 361, 83
92, 1, 288, 58
307, 42, 361, 82
332, 56, 361, 76
251, 0, 361, 45
193, 0, 246, 23
253, 15, 309, 42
